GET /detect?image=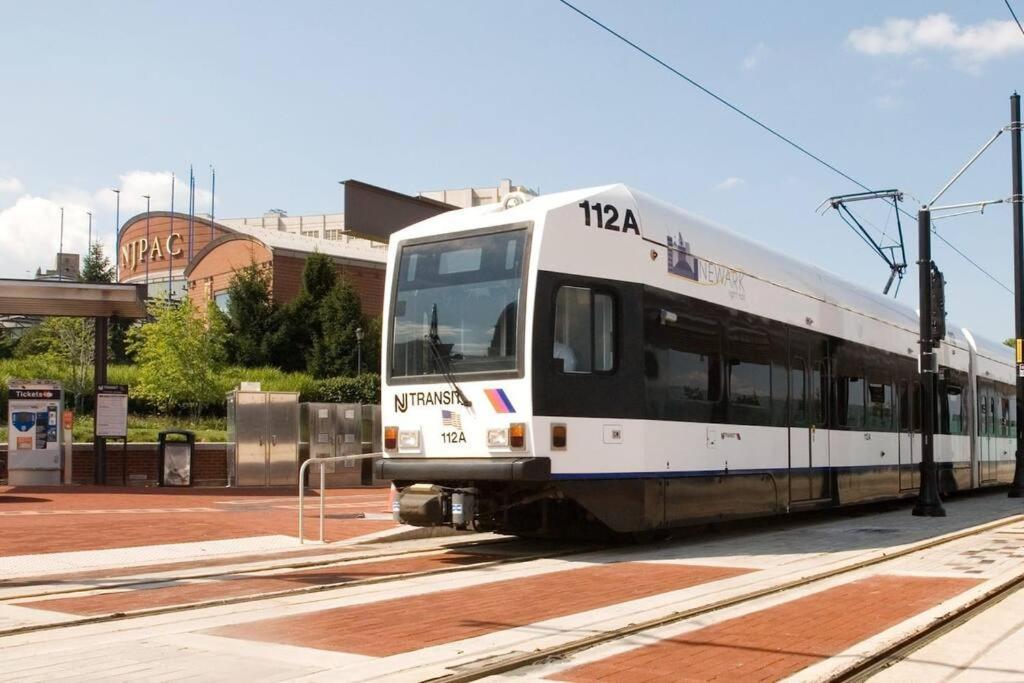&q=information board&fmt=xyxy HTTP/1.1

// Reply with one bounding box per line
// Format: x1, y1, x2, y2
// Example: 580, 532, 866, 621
95, 384, 129, 437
